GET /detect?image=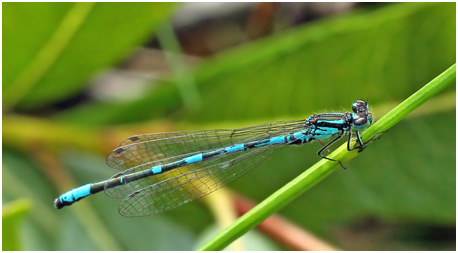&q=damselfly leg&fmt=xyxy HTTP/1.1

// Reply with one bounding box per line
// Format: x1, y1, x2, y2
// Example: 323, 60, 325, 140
347, 131, 386, 153
318, 130, 385, 169
317, 130, 346, 169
